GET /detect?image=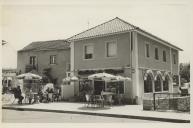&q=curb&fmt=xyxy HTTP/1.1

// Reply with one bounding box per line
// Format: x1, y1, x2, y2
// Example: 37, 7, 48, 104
2, 106, 190, 123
